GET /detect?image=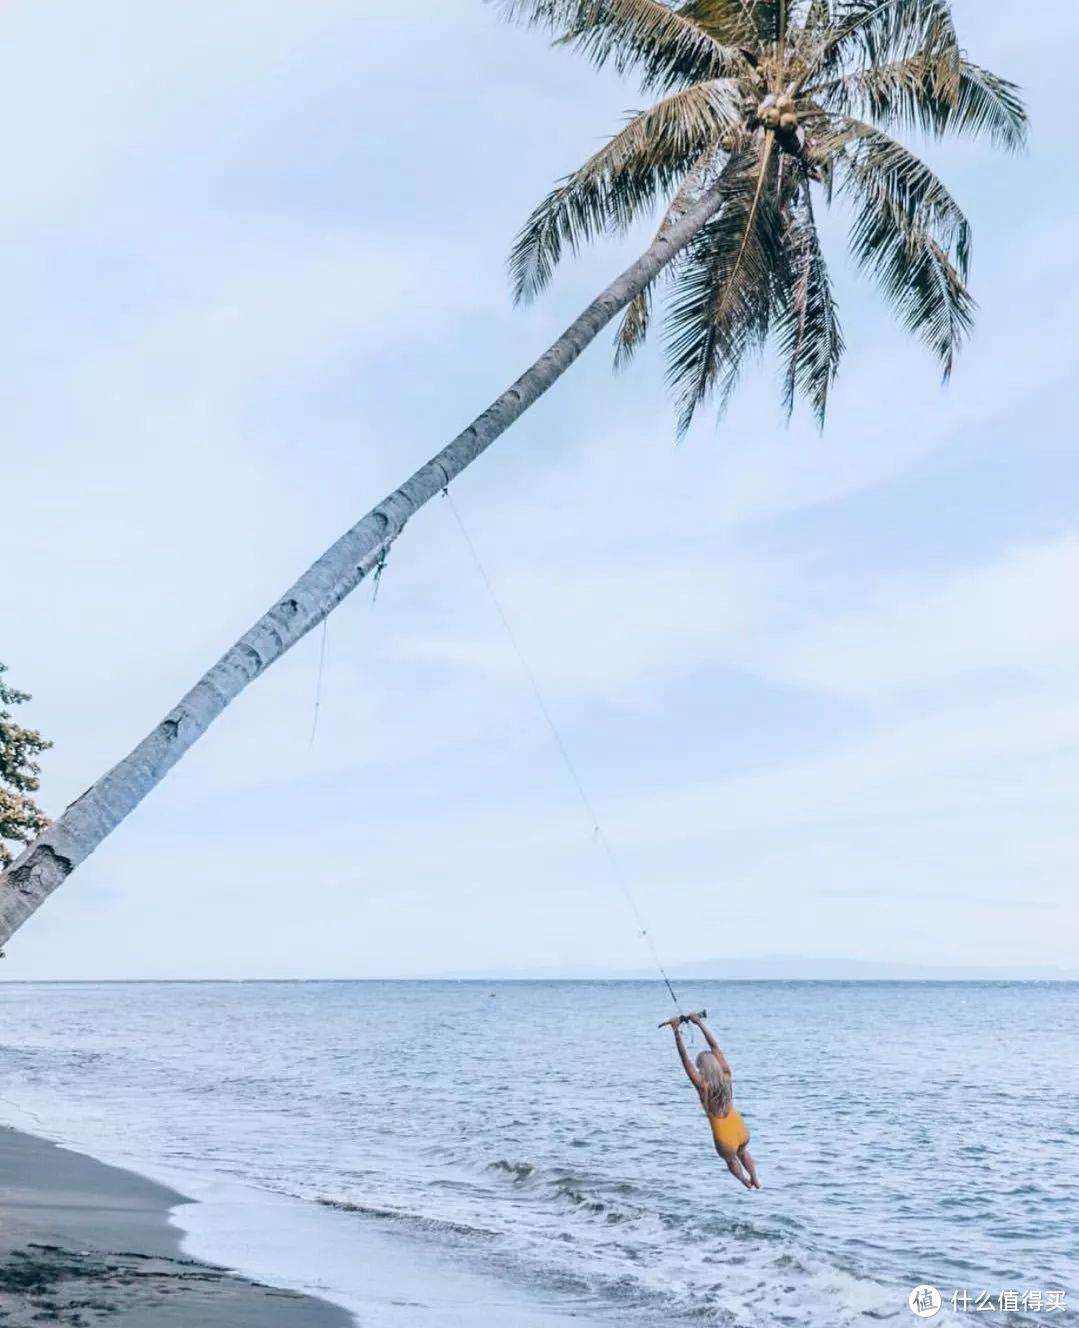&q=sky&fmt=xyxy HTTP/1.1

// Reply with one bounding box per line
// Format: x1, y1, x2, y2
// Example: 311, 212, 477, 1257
2, 1, 1077, 980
